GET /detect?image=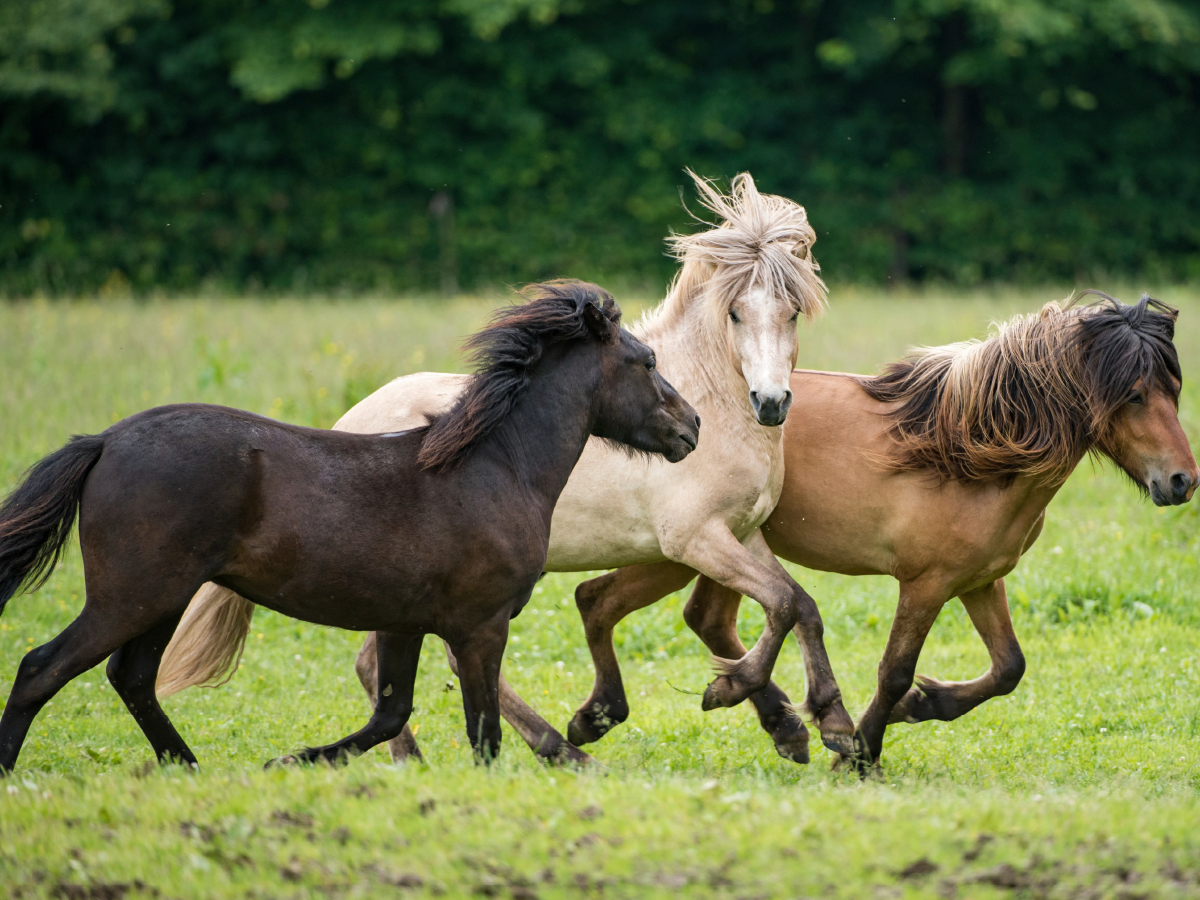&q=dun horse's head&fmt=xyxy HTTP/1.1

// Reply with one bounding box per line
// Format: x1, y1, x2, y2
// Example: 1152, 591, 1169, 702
668, 171, 827, 427
1084, 293, 1198, 506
